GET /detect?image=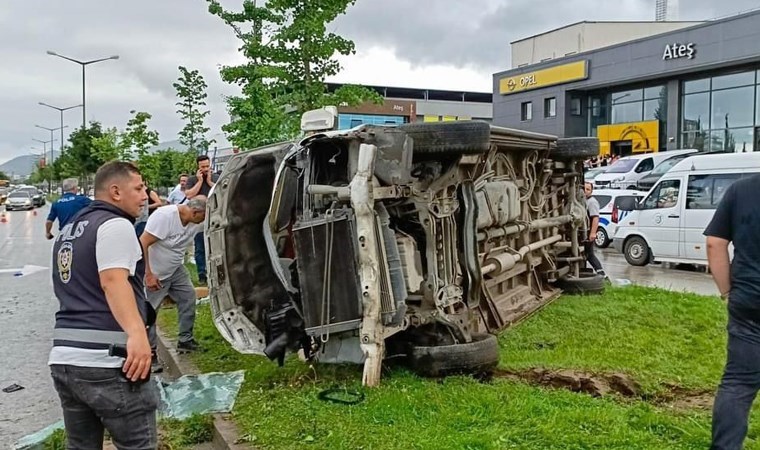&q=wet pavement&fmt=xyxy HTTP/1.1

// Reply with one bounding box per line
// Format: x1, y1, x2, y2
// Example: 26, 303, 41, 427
598, 247, 718, 296
0, 205, 59, 447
